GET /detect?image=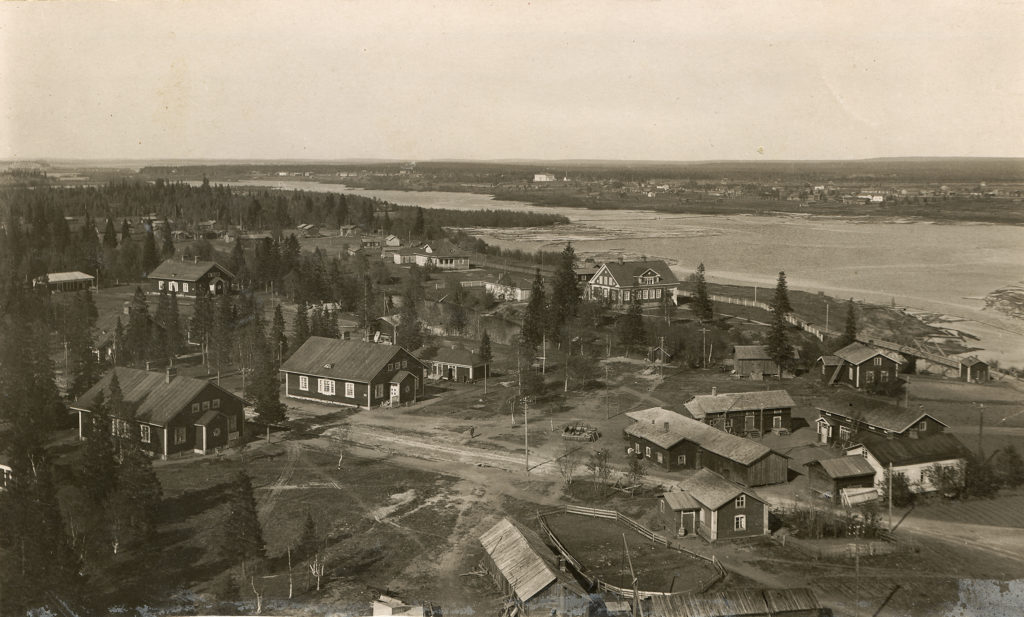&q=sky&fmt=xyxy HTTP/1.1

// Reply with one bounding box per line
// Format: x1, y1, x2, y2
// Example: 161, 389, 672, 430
2, 0, 1022, 162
